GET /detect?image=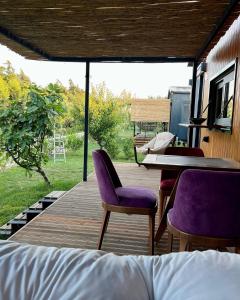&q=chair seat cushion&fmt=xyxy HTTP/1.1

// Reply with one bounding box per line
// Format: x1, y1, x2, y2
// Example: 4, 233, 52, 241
160, 178, 176, 191
115, 186, 157, 208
